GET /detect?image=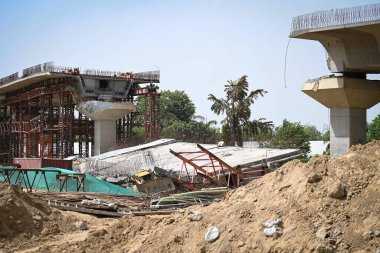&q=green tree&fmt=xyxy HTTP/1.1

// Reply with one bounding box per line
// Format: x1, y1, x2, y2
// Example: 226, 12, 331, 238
367, 115, 380, 141
161, 120, 221, 144
208, 75, 271, 146
134, 96, 145, 112
321, 124, 330, 142
263, 119, 311, 155
160, 90, 195, 127
134, 89, 196, 128
304, 124, 322, 141
131, 126, 145, 138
